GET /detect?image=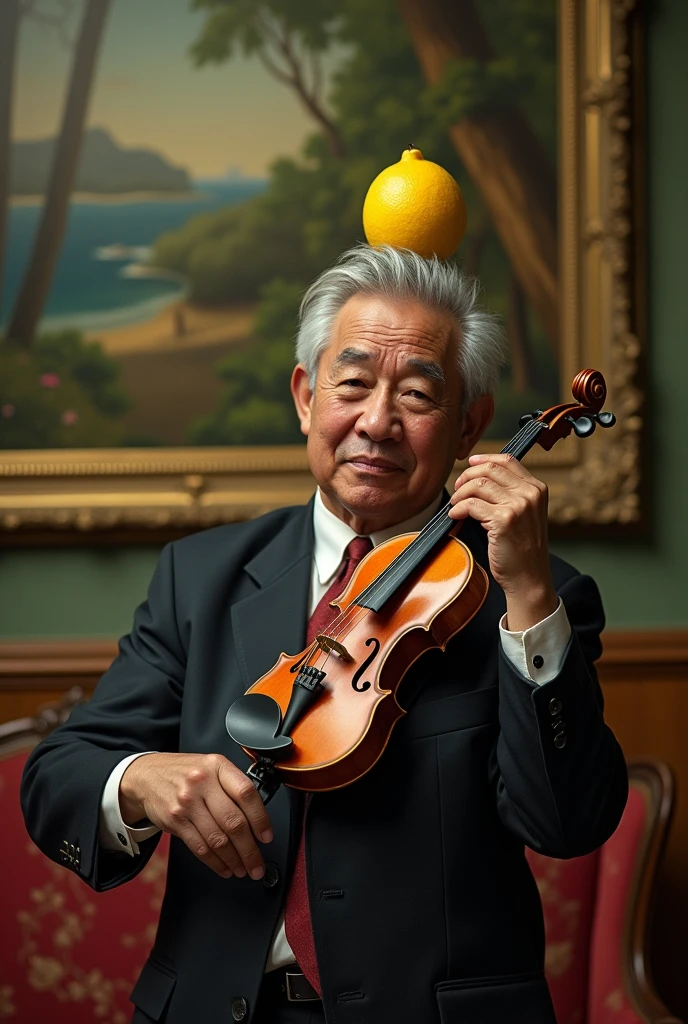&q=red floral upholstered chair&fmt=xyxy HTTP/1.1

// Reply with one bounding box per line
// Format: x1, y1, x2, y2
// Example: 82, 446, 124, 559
1, 696, 681, 1024
526, 761, 682, 1024
0, 691, 170, 1024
